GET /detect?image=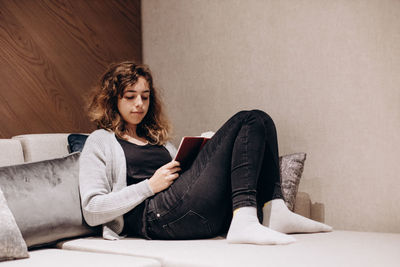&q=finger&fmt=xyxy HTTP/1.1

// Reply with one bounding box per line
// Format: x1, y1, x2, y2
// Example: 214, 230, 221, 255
168, 173, 179, 181
164, 172, 177, 180
169, 167, 181, 174
165, 160, 180, 168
